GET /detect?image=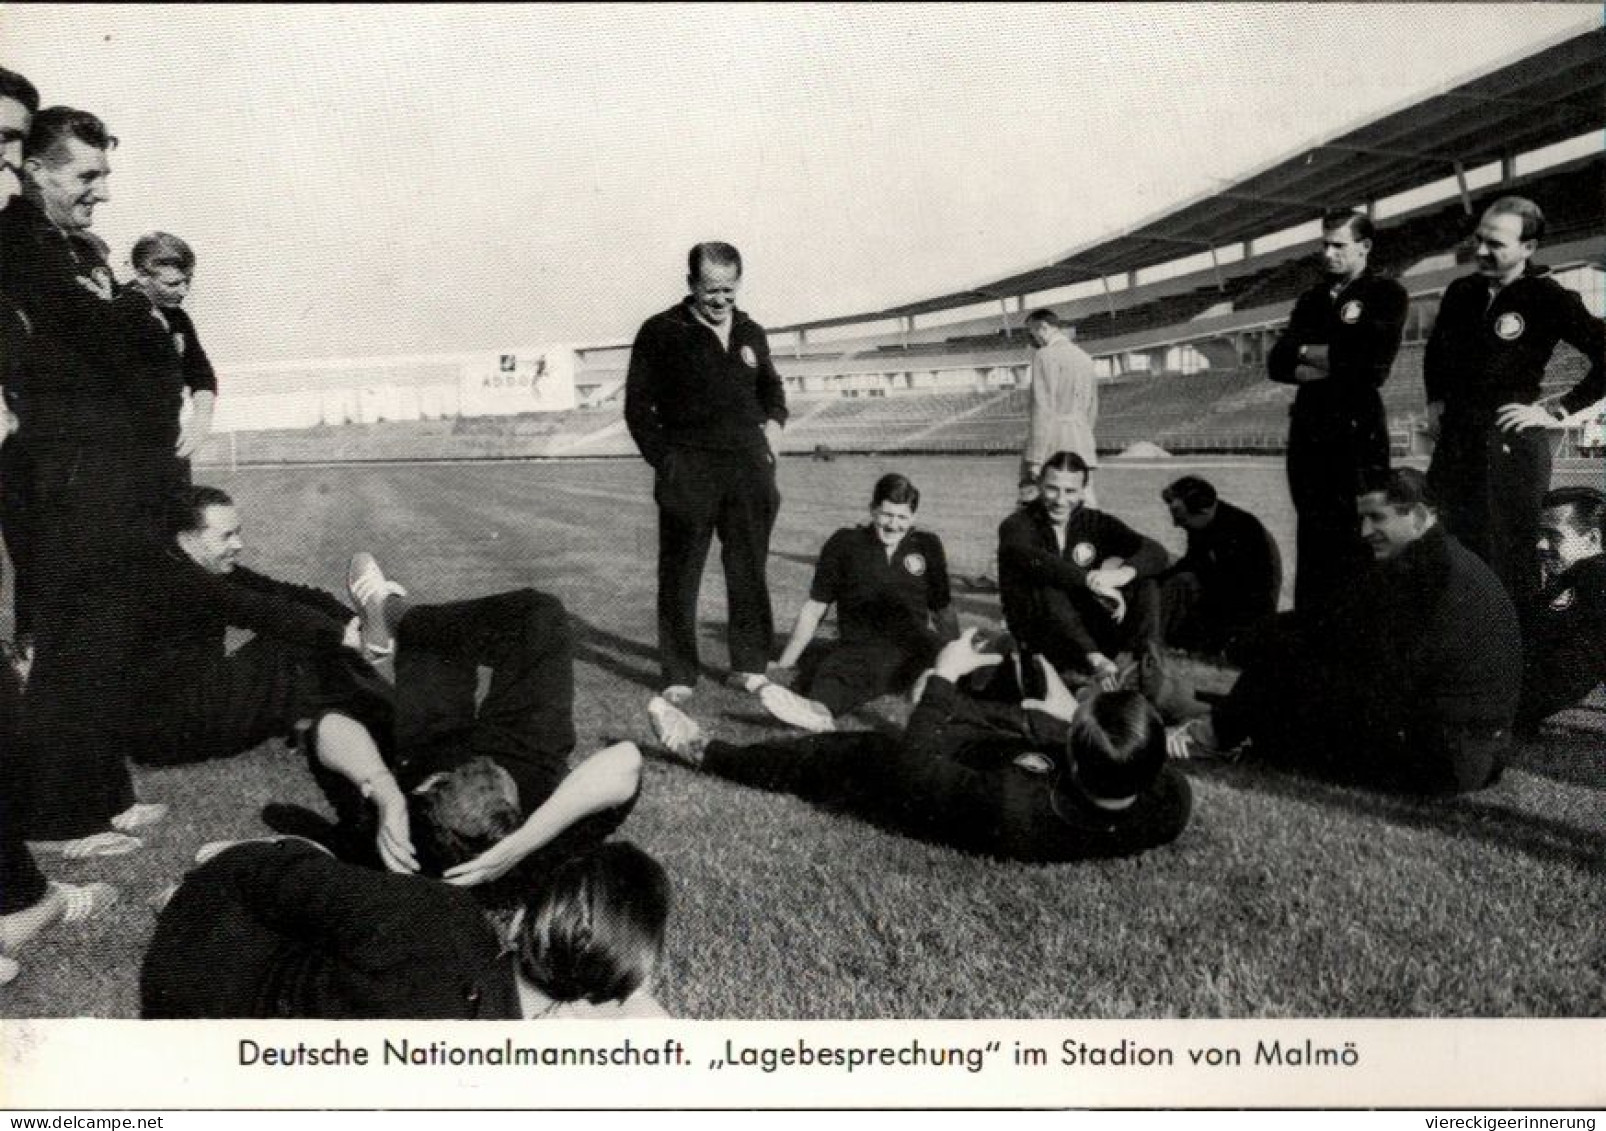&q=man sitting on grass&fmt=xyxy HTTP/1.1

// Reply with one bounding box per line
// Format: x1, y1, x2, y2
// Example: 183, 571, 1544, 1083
1517, 486, 1606, 735
1169, 469, 1521, 796
1155, 475, 1282, 659
757, 472, 959, 733
647, 628, 1191, 863
998, 451, 1167, 691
